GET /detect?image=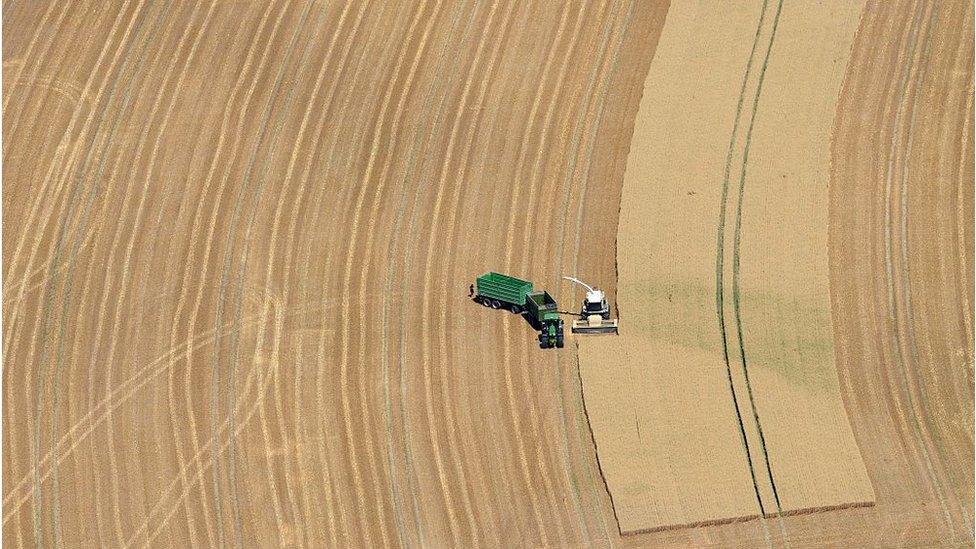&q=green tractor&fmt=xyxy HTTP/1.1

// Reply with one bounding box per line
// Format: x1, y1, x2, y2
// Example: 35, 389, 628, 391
472, 272, 565, 349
